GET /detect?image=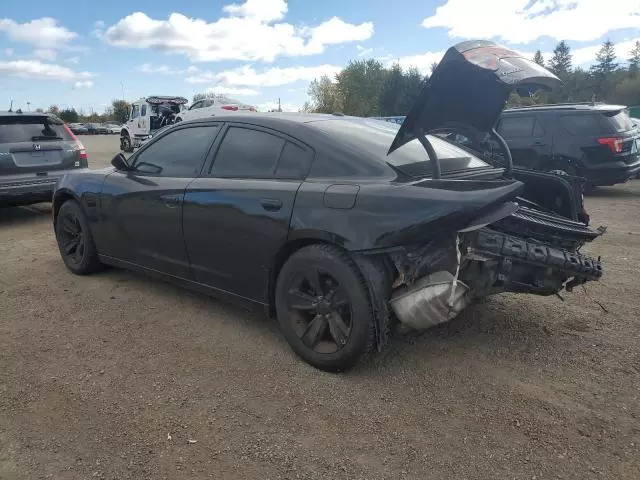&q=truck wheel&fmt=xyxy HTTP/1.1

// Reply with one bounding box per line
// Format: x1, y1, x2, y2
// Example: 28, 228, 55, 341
275, 245, 375, 372
120, 133, 133, 153
55, 200, 102, 275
